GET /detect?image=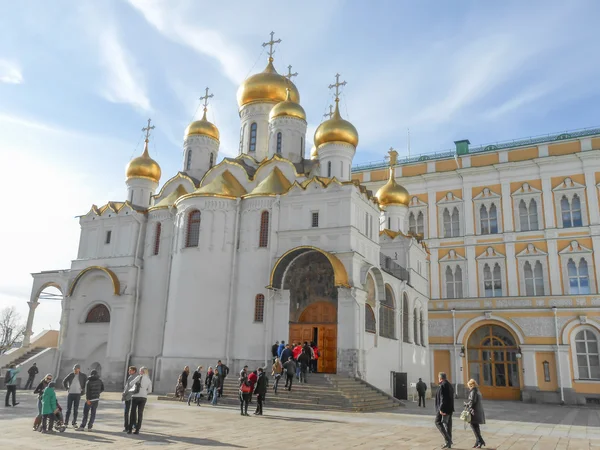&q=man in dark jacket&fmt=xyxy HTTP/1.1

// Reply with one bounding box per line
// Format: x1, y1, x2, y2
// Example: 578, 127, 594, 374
416, 378, 427, 408
77, 370, 104, 431
216, 360, 229, 397
63, 364, 87, 427
297, 351, 310, 383
253, 367, 267, 415
24, 363, 39, 390
271, 341, 279, 362
280, 344, 293, 368
283, 357, 296, 391
434, 372, 455, 449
